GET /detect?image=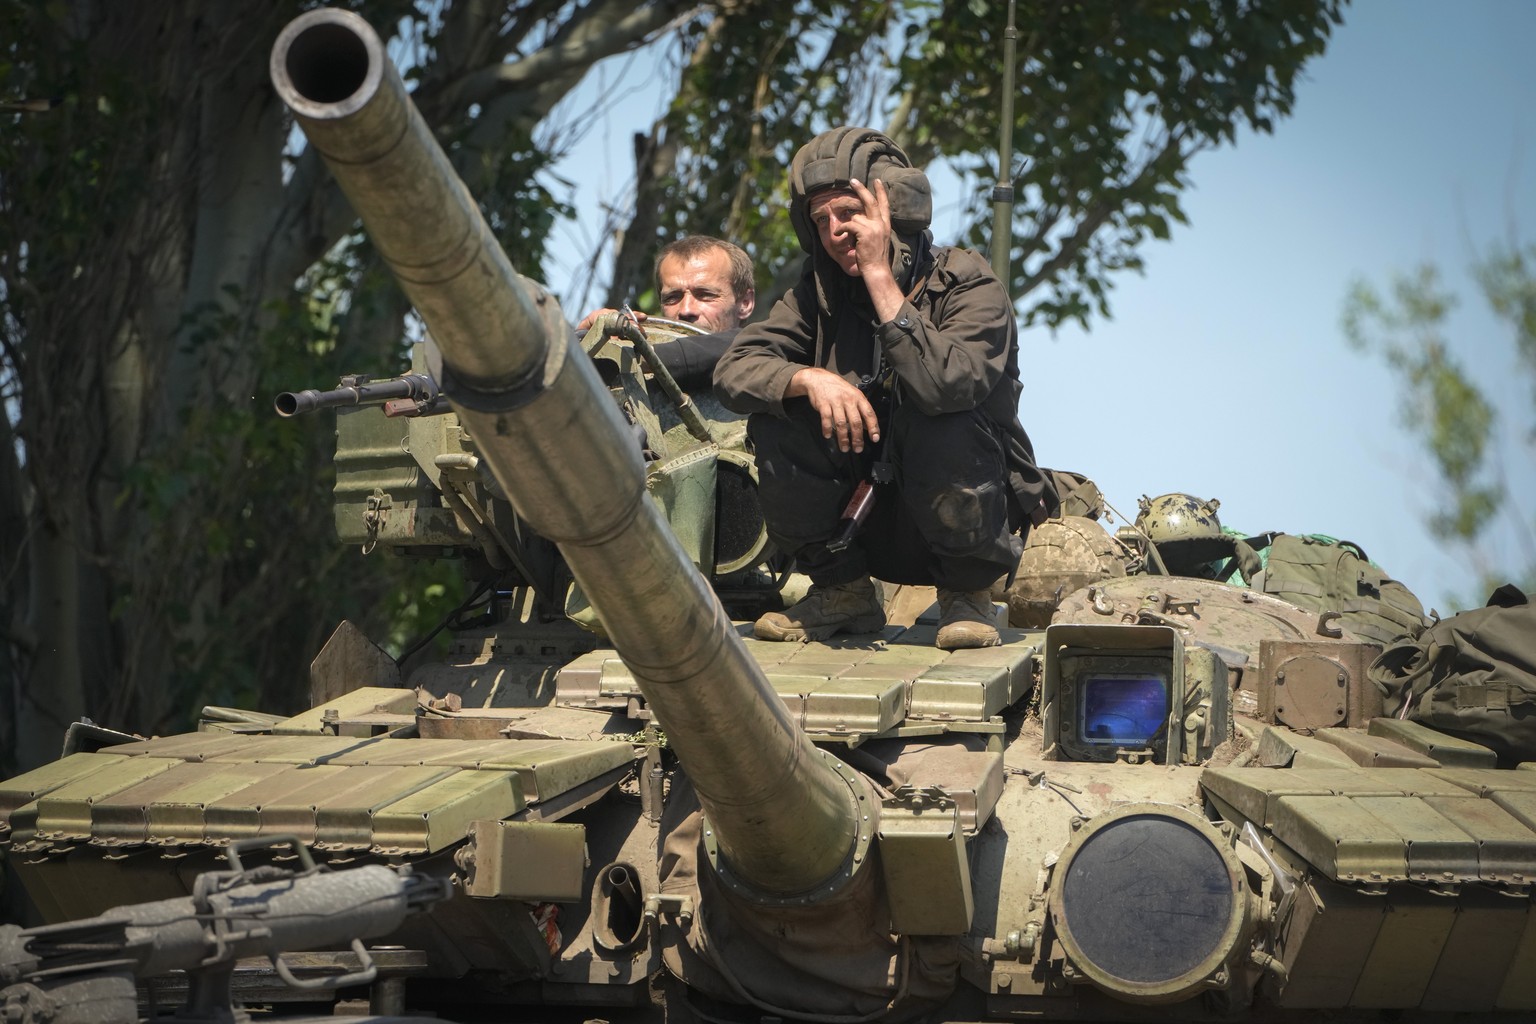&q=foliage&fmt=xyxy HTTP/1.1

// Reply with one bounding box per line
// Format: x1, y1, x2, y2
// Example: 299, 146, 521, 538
1343, 245, 1536, 601
0, 0, 1347, 778
0, 0, 677, 775
604, 0, 1348, 328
